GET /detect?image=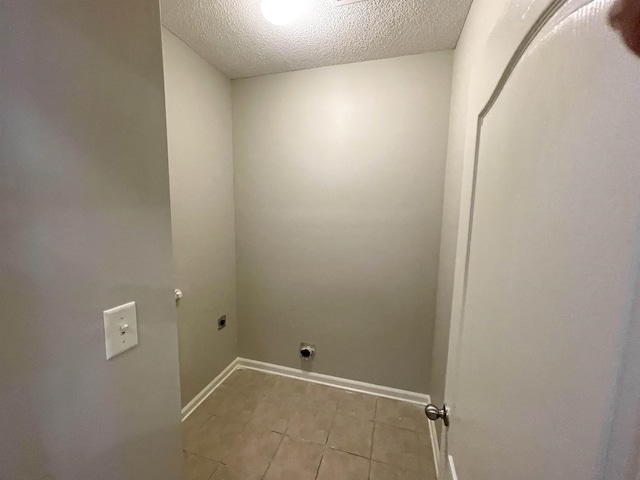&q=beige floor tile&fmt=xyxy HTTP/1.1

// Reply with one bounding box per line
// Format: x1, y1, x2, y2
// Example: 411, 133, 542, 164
316, 449, 370, 480
209, 464, 263, 480
418, 432, 437, 476
264, 388, 302, 405
184, 373, 437, 479
371, 423, 422, 472
276, 376, 309, 393
260, 377, 309, 404
182, 416, 207, 454
375, 397, 429, 433
182, 409, 211, 439
336, 391, 377, 420
326, 413, 373, 458
369, 461, 424, 480
199, 385, 263, 423
286, 407, 335, 445
248, 396, 297, 433
224, 369, 278, 397
220, 426, 283, 476
263, 436, 324, 480
183, 415, 246, 461
274, 376, 309, 394
182, 451, 220, 480
264, 376, 309, 404
303, 383, 346, 412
